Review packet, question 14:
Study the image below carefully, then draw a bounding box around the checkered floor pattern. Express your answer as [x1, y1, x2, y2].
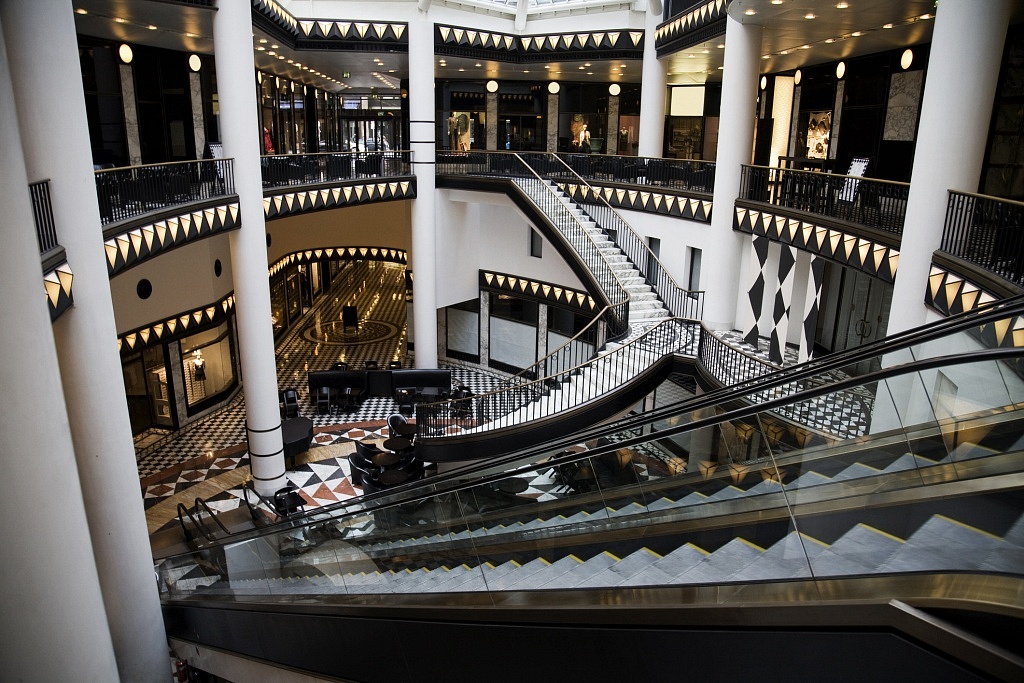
[714, 330, 872, 439]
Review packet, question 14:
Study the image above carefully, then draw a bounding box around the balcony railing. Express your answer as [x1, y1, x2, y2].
[740, 165, 909, 237]
[95, 159, 235, 225]
[942, 190, 1024, 289]
[261, 150, 412, 189]
[28, 179, 58, 254]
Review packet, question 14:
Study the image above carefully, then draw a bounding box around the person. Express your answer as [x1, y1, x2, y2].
[448, 113, 459, 151]
[580, 124, 591, 154]
[263, 126, 275, 154]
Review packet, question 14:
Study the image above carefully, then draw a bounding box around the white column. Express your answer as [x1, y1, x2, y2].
[889, 0, 1012, 333]
[706, 14, 762, 330]
[0, 19, 120, 681]
[637, 6, 667, 158]
[0, 3, 168, 680]
[410, 14, 439, 367]
[214, 0, 286, 494]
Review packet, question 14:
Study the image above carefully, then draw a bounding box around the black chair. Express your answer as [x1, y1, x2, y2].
[388, 413, 417, 439]
[388, 360, 402, 369]
[334, 361, 349, 370]
[395, 387, 415, 416]
[350, 442, 382, 487]
[316, 386, 333, 415]
[273, 486, 305, 516]
[280, 389, 299, 419]
[364, 360, 379, 370]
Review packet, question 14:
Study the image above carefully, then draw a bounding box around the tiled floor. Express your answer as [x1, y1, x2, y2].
[140, 260, 510, 531]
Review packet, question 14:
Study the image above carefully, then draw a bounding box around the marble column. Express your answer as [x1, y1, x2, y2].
[0, 16, 121, 681]
[214, 0, 286, 495]
[1, 3, 168, 680]
[547, 91, 559, 153]
[607, 93, 620, 155]
[190, 70, 206, 158]
[410, 14, 439, 367]
[121, 63, 142, 165]
[487, 91, 498, 150]
[889, 0, 1013, 332]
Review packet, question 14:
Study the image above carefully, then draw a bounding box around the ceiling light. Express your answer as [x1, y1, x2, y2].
[762, 55, 770, 60]
[717, 44, 725, 49]
[800, 44, 810, 49]
[259, 38, 268, 44]
[836, 1, 848, 8]
[920, 13, 932, 19]
[780, 50, 790, 55]
[770, 0, 782, 4]
[147, 25, 157, 30]
[186, 32, 198, 38]
[267, 50, 276, 56]
[271, 44, 279, 49]
[256, 46, 266, 51]
[882, 23, 893, 29]
[851, 31, 862, 37]
[744, 8, 756, 15]
[475, 63, 482, 67]
[544, 65, 551, 69]
[804, 13, 815, 19]
[75, 8, 87, 14]
[901, 48, 914, 69]
[825, 38, 836, 43]
[584, 62, 591, 67]
[114, 17, 126, 23]
[458, 68, 465, 72]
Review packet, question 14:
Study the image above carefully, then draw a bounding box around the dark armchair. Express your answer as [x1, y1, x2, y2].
[355, 154, 382, 177]
[280, 389, 300, 419]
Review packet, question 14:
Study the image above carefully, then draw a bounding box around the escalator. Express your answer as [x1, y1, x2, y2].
[158, 298, 1024, 682]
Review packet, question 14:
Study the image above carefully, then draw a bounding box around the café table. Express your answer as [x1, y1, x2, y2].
[281, 416, 314, 469]
[371, 450, 402, 468]
[495, 477, 529, 494]
[383, 437, 413, 453]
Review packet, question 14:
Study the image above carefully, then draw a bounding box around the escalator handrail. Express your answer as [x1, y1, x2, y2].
[157, 340, 1024, 561]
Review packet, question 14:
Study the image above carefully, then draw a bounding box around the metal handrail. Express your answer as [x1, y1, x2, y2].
[942, 189, 1024, 289]
[739, 164, 910, 237]
[538, 152, 705, 319]
[260, 149, 413, 188]
[95, 159, 235, 225]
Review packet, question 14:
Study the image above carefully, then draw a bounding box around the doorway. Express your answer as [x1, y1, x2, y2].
[816, 263, 892, 374]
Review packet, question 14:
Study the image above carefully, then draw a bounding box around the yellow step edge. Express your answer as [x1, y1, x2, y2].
[857, 523, 905, 543]
[737, 537, 767, 552]
[602, 550, 621, 561]
[684, 542, 711, 556]
[798, 532, 830, 548]
[934, 513, 1002, 541]
[641, 547, 663, 559]
[568, 554, 584, 564]
[538, 557, 551, 566]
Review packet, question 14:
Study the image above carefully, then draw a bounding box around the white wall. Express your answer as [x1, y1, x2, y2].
[109, 233, 234, 334]
[267, 200, 412, 264]
[436, 188, 585, 308]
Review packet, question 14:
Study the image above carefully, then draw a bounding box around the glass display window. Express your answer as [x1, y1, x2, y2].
[180, 322, 236, 410]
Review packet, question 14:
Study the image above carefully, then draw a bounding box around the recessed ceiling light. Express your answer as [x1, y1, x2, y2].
[114, 17, 127, 23]
[851, 31, 862, 37]
[475, 63, 482, 67]
[259, 38, 268, 44]
[270, 44, 279, 49]
[584, 62, 591, 66]
[882, 23, 893, 29]
[717, 44, 725, 49]
[744, 8, 756, 15]
[762, 55, 770, 60]
[586, 71, 593, 75]
[545, 65, 551, 69]
[780, 50, 789, 55]
[804, 13, 815, 19]
[524, 69, 530, 73]
[800, 44, 810, 49]
[458, 68, 465, 72]
[267, 50, 276, 56]
[256, 46, 266, 51]
[75, 8, 88, 14]
[147, 25, 157, 30]
[835, 1, 848, 8]
[825, 38, 836, 43]
[770, 0, 782, 4]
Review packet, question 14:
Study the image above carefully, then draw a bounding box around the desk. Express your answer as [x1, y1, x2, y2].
[383, 437, 412, 453]
[371, 451, 402, 467]
[282, 417, 314, 468]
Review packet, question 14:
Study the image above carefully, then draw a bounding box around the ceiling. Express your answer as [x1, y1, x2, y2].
[69, 0, 1007, 94]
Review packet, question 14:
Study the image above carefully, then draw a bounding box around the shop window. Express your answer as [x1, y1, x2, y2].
[270, 279, 286, 337]
[180, 322, 236, 411]
[530, 229, 543, 258]
[490, 292, 539, 325]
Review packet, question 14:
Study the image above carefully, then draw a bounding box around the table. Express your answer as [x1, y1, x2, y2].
[383, 437, 412, 453]
[378, 469, 409, 486]
[371, 450, 401, 467]
[495, 477, 529, 494]
[281, 417, 314, 468]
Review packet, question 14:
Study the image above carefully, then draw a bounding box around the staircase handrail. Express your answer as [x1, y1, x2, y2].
[176, 502, 216, 546]
[534, 152, 705, 320]
[416, 317, 698, 438]
[504, 153, 631, 340]
[192, 497, 231, 538]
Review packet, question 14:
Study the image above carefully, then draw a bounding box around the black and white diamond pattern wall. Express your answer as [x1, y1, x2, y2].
[800, 256, 825, 363]
[769, 244, 796, 366]
[743, 236, 770, 348]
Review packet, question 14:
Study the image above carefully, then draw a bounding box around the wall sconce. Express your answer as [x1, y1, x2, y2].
[608, 83, 621, 96]
[794, 69, 802, 85]
[836, 61, 846, 79]
[188, 54, 202, 72]
[548, 81, 560, 94]
[486, 80, 499, 93]
[901, 49, 913, 70]
[760, 76, 767, 90]
[118, 43, 133, 64]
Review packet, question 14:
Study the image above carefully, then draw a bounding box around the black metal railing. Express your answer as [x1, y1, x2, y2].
[942, 190, 1024, 288]
[261, 150, 412, 189]
[517, 153, 705, 320]
[556, 153, 716, 194]
[95, 159, 235, 225]
[740, 164, 909, 237]
[417, 318, 700, 437]
[28, 179, 58, 253]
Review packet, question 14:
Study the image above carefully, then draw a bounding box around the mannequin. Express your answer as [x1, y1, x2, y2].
[579, 125, 591, 153]
[448, 113, 459, 151]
